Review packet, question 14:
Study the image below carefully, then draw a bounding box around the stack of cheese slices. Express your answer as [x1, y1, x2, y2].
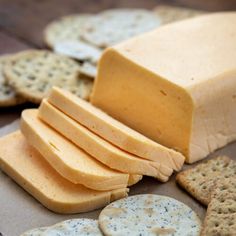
[0, 87, 184, 214]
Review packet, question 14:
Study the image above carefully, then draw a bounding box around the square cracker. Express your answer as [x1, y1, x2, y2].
[176, 156, 236, 205]
[201, 177, 236, 236]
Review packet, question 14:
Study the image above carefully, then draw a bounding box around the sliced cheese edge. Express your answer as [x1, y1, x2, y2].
[48, 87, 184, 170]
[38, 100, 173, 182]
[20, 109, 129, 191]
[0, 131, 128, 214]
[90, 13, 236, 163]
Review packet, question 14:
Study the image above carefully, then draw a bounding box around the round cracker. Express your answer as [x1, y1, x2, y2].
[21, 218, 103, 236]
[44, 14, 92, 49]
[82, 9, 161, 48]
[80, 61, 97, 78]
[0, 54, 25, 107]
[99, 194, 201, 236]
[54, 40, 102, 65]
[4, 50, 92, 103]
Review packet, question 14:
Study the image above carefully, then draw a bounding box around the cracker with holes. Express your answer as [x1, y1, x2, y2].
[153, 5, 205, 24]
[176, 156, 236, 205]
[4, 50, 93, 103]
[21, 218, 103, 236]
[201, 177, 236, 236]
[99, 194, 201, 236]
[54, 40, 102, 66]
[82, 9, 161, 48]
[80, 61, 97, 78]
[44, 14, 92, 49]
[0, 54, 25, 107]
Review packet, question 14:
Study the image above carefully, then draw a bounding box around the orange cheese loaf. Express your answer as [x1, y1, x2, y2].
[48, 87, 184, 170]
[21, 109, 129, 191]
[38, 101, 172, 182]
[0, 131, 128, 214]
[91, 13, 236, 163]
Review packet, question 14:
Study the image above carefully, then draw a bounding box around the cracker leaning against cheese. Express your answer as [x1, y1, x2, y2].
[48, 87, 185, 171]
[4, 50, 92, 103]
[38, 100, 172, 182]
[0, 131, 128, 214]
[21, 109, 130, 191]
[99, 194, 202, 236]
[21, 218, 103, 236]
[91, 12, 236, 163]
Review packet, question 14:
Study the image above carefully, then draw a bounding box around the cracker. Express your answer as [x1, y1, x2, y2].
[0, 54, 25, 107]
[82, 9, 161, 48]
[44, 14, 92, 49]
[4, 50, 93, 103]
[153, 5, 205, 24]
[21, 218, 103, 236]
[176, 156, 236, 205]
[201, 177, 236, 236]
[99, 194, 201, 236]
[54, 40, 102, 65]
[80, 61, 97, 78]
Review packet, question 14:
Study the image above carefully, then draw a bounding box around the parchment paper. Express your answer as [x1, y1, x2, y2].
[1, 120, 236, 236]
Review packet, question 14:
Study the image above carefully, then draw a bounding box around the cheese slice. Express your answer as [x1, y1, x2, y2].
[20, 109, 129, 191]
[0, 131, 128, 214]
[91, 13, 236, 163]
[48, 87, 184, 171]
[38, 100, 173, 182]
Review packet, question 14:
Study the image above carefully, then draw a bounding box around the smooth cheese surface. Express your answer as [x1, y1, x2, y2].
[48, 87, 184, 171]
[0, 131, 128, 214]
[20, 109, 129, 191]
[91, 13, 236, 163]
[38, 100, 173, 182]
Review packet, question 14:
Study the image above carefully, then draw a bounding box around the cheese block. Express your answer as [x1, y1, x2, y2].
[20, 109, 130, 191]
[0, 131, 128, 214]
[48, 87, 184, 170]
[91, 13, 236, 163]
[38, 100, 173, 182]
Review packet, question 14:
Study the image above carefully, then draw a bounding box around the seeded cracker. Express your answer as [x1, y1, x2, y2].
[176, 156, 236, 205]
[99, 194, 201, 236]
[21, 218, 103, 236]
[4, 50, 93, 103]
[82, 9, 161, 48]
[44, 14, 92, 48]
[201, 177, 236, 236]
[0, 54, 25, 106]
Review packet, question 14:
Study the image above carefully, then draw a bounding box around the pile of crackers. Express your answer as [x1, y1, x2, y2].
[176, 156, 236, 235]
[0, 6, 204, 107]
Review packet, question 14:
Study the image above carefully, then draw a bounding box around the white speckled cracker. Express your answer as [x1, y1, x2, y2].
[54, 40, 102, 65]
[44, 14, 92, 48]
[4, 50, 93, 103]
[82, 9, 161, 48]
[99, 194, 201, 236]
[21, 218, 103, 236]
[0, 54, 25, 107]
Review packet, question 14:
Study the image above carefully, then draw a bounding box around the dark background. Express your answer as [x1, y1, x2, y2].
[1, 0, 236, 127]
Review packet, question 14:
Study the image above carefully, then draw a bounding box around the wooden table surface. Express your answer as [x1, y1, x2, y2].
[1, 0, 236, 128]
